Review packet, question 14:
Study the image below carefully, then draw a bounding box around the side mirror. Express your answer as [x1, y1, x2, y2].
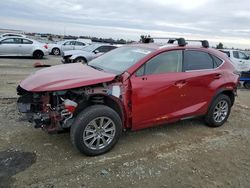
[93, 49, 100, 54]
[246, 56, 250, 60]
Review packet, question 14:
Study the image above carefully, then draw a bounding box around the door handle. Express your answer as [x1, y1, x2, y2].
[174, 80, 187, 88]
[214, 73, 222, 79]
[142, 77, 147, 81]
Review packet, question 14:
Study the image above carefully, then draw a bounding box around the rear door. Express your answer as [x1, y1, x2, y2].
[61, 41, 75, 51]
[74, 41, 86, 50]
[0, 38, 21, 56]
[19, 39, 34, 55]
[180, 50, 224, 115]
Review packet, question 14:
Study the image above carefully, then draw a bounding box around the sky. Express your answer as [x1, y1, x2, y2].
[0, 0, 250, 48]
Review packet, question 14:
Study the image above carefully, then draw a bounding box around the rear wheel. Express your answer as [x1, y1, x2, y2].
[33, 50, 44, 59]
[205, 94, 231, 127]
[74, 57, 87, 64]
[52, 48, 60, 55]
[243, 81, 250, 89]
[70, 105, 122, 156]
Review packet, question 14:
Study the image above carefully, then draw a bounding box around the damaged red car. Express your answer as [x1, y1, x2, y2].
[17, 38, 239, 156]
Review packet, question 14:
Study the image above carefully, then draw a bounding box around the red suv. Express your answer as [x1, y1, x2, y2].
[17, 38, 239, 156]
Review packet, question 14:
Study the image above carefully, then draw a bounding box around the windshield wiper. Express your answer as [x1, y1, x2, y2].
[88, 64, 104, 71]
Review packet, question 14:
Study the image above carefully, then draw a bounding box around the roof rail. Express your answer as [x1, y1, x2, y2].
[185, 40, 209, 48]
[143, 37, 186, 46]
[142, 37, 209, 48]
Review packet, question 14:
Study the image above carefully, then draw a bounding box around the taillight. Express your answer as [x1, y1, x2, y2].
[43, 44, 48, 49]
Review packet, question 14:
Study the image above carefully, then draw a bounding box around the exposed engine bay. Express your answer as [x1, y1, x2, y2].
[17, 83, 124, 133]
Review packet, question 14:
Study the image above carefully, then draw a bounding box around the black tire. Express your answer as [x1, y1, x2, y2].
[205, 94, 231, 127]
[74, 57, 87, 64]
[52, 48, 60, 56]
[33, 50, 44, 59]
[243, 81, 250, 89]
[70, 105, 122, 156]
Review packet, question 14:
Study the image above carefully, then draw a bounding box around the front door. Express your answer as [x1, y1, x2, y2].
[0, 38, 21, 56]
[130, 50, 186, 130]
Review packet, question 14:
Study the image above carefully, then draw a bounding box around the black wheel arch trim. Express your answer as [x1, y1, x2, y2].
[208, 88, 236, 111]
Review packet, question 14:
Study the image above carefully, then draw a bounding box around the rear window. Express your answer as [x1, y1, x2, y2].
[220, 50, 230, 57]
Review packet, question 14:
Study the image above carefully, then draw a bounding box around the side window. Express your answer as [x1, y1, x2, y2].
[64, 41, 75, 45]
[64, 41, 71, 45]
[144, 50, 183, 75]
[211, 55, 223, 67]
[183, 50, 214, 71]
[22, 39, 33, 44]
[75, 41, 85, 46]
[95, 46, 115, 53]
[233, 51, 239, 59]
[238, 52, 248, 60]
[1, 38, 22, 44]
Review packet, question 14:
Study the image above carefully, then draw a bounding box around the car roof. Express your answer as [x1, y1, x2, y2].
[220, 49, 246, 52]
[0, 36, 37, 43]
[125, 42, 228, 60]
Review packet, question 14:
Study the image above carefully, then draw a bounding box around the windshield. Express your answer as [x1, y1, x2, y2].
[88, 46, 153, 74]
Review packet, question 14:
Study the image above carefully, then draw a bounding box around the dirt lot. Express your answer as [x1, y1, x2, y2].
[0, 56, 250, 188]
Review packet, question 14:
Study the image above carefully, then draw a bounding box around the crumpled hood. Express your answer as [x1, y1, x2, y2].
[63, 50, 92, 57]
[20, 63, 116, 92]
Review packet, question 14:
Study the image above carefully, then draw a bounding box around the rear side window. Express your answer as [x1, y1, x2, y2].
[144, 50, 183, 75]
[211, 55, 223, 67]
[22, 39, 33, 44]
[183, 50, 214, 71]
[75, 41, 85, 46]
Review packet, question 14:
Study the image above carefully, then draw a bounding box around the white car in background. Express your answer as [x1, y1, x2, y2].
[61, 43, 118, 64]
[48, 39, 92, 55]
[0, 37, 49, 59]
[220, 49, 250, 72]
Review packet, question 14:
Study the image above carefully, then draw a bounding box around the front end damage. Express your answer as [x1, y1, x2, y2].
[17, 82, 127, 133]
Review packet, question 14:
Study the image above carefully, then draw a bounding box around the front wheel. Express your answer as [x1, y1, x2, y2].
[70, 105, 122, 156]
[74, 57, 87, 64]
[52, 48, 60, 56]
[205, 94, 231, 127]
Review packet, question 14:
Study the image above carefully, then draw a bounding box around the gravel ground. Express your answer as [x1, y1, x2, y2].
[0, 56, 250, 188]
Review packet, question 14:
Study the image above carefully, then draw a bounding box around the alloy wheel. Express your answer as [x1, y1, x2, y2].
[83, 117, 116, 150]
[213, 100, 229, 123]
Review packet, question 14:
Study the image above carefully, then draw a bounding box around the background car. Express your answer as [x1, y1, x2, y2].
[48, 39, 92, 55]
[0, 36, 49, 59]
[219, 49, 250, 72]
[61, 43, 118, 64]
